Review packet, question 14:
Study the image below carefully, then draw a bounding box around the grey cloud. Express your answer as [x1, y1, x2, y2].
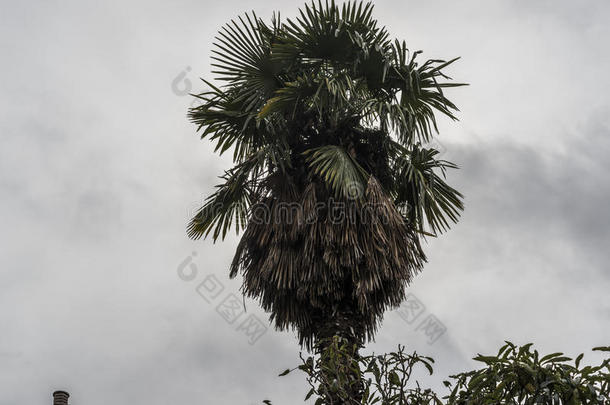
[1, 0, 609, 404]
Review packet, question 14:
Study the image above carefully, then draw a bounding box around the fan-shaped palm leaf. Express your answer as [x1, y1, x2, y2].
[390, 141, 464, 234]
[304, 145, 369, 199]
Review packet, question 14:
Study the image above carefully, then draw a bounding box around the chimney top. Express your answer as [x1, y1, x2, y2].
[53, 391, 69, 405]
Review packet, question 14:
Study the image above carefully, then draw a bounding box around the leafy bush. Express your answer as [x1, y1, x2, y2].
[447, 342, 610, 405]
[264, 340, 610, 404]
[272, 336, 443, 404]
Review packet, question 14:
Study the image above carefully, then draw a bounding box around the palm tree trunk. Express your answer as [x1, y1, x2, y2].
[314, 305, 365, 404]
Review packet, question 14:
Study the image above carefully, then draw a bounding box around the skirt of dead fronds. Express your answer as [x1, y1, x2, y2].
[230, 176, 425, 349]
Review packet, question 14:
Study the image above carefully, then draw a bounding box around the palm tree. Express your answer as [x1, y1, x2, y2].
[188, 0, 463, 361]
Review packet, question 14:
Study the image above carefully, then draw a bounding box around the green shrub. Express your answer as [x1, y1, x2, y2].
[265, 340, 610, 404]
[447, 342, 610, 405]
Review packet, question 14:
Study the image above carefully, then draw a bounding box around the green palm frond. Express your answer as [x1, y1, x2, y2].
[187, 166, 252, 241]
[187, 145, 288, 240]
[367, 41, 466, 145]
[304, 145, 369, 199]
[258, 71, 366, 121]
[189, 12, 285, 163]
[273, 1, 388, 66]
[257, 73, 317, 120]
[189, 86, 255, 160]
[190, 81, 293, 163]
[391, 142, 464, 234]
[211, 12, 282, 107]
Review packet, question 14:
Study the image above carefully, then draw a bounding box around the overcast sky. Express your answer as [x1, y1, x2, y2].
[1, 0, 609, 404]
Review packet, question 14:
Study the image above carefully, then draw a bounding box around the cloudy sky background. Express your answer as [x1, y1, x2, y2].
[1, 0, 609, 403]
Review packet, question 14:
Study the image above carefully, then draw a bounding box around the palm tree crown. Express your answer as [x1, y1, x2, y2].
[187, 0, 465, 349]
